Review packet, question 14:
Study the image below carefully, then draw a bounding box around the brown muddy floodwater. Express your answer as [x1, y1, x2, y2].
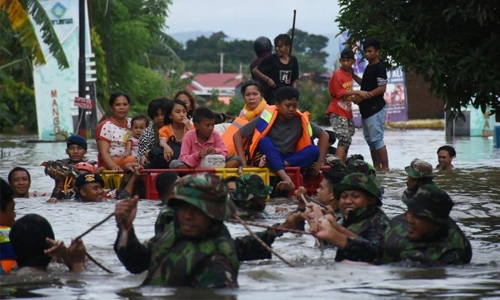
[1, 129, 500, 299]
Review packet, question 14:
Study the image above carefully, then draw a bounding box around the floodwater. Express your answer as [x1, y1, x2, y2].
[1, 129, 500, 299]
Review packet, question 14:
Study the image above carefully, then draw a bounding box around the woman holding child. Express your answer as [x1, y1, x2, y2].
[96, 92, 135, 171]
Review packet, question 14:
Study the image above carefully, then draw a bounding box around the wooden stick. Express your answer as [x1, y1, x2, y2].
[74, 212, 115, 241]
[301, 194, 327, 209]
[233, 215, 295, 268]
[85, 251, 113, 273]
[227, 219, 312, 236]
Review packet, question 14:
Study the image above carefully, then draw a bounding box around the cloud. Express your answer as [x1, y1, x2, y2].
[166, 0, 340, 40]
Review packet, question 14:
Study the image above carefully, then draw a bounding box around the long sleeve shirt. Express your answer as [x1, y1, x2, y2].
[179, 130, 228, 168]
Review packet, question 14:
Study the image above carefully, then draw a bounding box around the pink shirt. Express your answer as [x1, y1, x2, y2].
[179, 130, 228, 167]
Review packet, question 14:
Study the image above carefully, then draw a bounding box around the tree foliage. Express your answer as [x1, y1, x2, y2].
[179, 29, 330, 75]
[287, 28, 329, 74]
[1, 0, 68, 132]
[0, 0, 68, 69]
[336, 0, 500, 115]
[180, 32, 254, 74]
[89, 0, 181, 110]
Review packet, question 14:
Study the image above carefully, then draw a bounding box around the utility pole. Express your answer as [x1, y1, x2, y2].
[219, 53, 224, 73]
[78, 0, 86, 137]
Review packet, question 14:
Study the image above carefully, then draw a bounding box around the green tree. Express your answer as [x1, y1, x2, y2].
[336, 0, 500, 115]
[89, 0, 183, 111]
[180, 32, 255, 74]
[297, 78, 330, 125]
[1, 0, 69, 132]
[287, 28, 329, 74]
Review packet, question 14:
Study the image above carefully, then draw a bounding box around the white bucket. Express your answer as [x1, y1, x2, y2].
[198, 154, 226, 168]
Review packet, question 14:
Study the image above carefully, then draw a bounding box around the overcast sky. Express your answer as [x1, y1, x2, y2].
[165, 0, 341, 41]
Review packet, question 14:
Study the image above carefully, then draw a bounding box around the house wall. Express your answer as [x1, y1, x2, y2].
[405, 71, 444, 119]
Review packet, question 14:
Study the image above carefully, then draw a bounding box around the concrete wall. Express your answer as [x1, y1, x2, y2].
[405, 72, 444, 119]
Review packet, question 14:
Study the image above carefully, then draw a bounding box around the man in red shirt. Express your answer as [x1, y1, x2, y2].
[326, 48, 372, 163]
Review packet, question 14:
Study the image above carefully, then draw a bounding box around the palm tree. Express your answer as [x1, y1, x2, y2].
[0, 0, 68, 69]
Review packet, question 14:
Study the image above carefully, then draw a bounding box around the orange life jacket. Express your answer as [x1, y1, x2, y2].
[0, 226, 16, 274]
[221, 117, 249, 156]
[248, 106, 313, 158]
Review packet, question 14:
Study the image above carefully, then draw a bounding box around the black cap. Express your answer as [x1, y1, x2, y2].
[75, 173, 104, 189]
[340, 48, 355, 59]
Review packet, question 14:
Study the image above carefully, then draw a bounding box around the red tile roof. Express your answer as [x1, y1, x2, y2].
[192, 73, 242, 88]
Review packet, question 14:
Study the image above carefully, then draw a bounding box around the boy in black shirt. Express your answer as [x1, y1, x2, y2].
[252, 34, 299, 105]
[353, 38, 389, 171]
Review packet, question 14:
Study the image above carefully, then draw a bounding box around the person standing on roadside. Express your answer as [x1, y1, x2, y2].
[352, 38, 389, 171]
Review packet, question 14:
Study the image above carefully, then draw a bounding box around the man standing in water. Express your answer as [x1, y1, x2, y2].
[402, 158, 437, 204]
[436, 145, 456, 170]
[114, 173, 240, 288]
[381, 185, 472, 266]
[352, 38, 389, 171]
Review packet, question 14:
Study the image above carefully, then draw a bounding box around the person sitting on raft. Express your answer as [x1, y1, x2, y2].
[137, 98, 169, 166]
[96, 92, 135, 171]
[152, 99, 194, 169]
[222, 80, 270, 159]
[234, 86, 329, 190]
[230, 174, 273, 220]
[381, 185, 472, 266]
[306, 173, 389, 263]
[171, 107, 241, 169]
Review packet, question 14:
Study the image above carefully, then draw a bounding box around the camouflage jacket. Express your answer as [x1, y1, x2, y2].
[115, 219, 240, 288]
[116, 208, 279, 287]
[402, 182, 437, 205]
[380, 214, 472, 266]
[335, 205, 389, 263]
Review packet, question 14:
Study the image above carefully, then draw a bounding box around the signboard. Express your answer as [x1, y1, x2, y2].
[74, 97, 94, 110]
[338, 33, 409, 126]
[32, 0, 91, 140]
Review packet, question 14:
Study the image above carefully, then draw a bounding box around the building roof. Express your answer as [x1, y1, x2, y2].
[184, 72, 243, 97]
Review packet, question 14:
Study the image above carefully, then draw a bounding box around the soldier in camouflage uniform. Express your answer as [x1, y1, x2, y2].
[402, 158, 437, 204]
[347, 159, 377, 179]
[114, 172, 240, 288]
[381, 185, 472, 266]
[309, 173, 389, 263]
[230, 174, 273, 220]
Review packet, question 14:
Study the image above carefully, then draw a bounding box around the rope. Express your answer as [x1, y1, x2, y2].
[232, 215, 295, 268]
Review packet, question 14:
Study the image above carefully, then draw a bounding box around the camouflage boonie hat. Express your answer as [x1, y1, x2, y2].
[168, 172, 235, 221]
[230, 174, 273, 202]
[325, 155, 349, 173]
[347, 159, 377, 179]
[334, 173, 383, 205]
[405, 158, 435, 179]
[406, 184, 453, 223]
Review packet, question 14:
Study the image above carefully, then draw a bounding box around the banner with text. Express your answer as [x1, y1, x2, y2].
[32, 0, 90, 140]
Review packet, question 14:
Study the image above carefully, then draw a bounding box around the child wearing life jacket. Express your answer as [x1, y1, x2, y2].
[234, 86, 329, 191]
[0, 178, 16, 274]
